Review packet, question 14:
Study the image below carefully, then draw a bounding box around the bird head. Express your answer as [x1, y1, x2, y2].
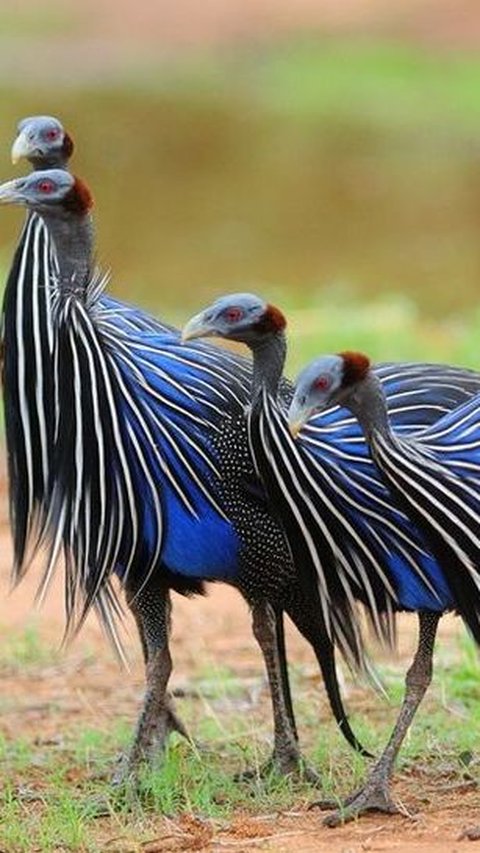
[0, 169, 93, 216]
[288, 351, 371, 437]
[182, 293, 286, 346]
[11, 116, 74, 168]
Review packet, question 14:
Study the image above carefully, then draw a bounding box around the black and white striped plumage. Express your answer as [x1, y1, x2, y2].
[182, 294, 480, 667]
[290, 352, 480, 641]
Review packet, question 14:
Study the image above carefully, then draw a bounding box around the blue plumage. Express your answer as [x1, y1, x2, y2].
[295, 361, 480, 611]
[104, 328, 242, 579]
[101, 316, 478, 606]
[102, 318, 480, 611]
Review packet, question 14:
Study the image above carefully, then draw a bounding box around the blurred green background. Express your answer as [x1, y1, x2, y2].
[2, 0, 480, 370]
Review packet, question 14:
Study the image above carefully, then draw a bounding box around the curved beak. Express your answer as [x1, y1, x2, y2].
[11, 130, 34, 165]
[181, 311, 213, 344]
[0, 177, 25, 205]
[287, 399, 312, 439]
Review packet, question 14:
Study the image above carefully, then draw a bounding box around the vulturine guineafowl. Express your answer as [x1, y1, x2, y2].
[5, 118, 196, 746]
[289, 351, 480, 824]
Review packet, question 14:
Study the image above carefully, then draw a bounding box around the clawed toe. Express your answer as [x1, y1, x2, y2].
[110, 754, 139, 788]
[110, 741, 165, 787]
[309, 797, 339, 811]
[322, 786, 400, 827]
[300, 763, 324, 787]
[112, 727, 203, 791]
[309, 785, 366, 813]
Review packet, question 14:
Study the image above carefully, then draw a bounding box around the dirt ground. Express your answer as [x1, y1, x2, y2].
[1, 463, 480, 853]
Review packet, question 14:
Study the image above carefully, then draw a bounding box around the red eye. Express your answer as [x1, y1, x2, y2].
[224, 307, 244, 324]
[314, 375, 330, 391]
[37, 179, 55, 194]
[45, 128, 59, 140]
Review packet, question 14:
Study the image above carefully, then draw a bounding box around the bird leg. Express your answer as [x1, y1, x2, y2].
[113, 583, 193, 784]
[320, 611, 440, 826]
[275, 609, 299, 742]
[129, 590, 191, 742]
[238, 600, 321, 785]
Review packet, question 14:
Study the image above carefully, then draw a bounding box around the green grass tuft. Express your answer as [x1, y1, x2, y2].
[0, 623, 60, 672]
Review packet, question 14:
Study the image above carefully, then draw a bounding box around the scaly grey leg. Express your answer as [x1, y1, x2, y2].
[321, 611, 440, 826]
[237, 600, 321, 784]
[129, 590, 190, 742]
[275, 608, 298, 741]
[113, 583, 193, 783]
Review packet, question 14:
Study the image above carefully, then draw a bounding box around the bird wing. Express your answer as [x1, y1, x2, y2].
[414, 391, 480, 480]
[253, 360, 480, 649]
[249, 389, 404, 673]
[372, 429, 480, 644]
[4, 214, 247, 640]
[285, 361, 479, 615]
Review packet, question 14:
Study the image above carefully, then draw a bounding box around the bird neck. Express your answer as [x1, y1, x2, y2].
[32, 156, 68, 171]
[39, 209, 94, 293]
[251, 331, 287, 404]
[343, 371, 390, 444]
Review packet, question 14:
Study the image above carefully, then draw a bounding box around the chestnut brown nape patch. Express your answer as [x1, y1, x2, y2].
[255, 303, 287, 334]
[339, 351, 371, 387]
[62, 177, 94, 214]
[62, 132, 74, 160]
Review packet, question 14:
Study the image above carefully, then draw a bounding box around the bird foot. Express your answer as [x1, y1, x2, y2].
[309, 783, 368, 812]
[320, 780, 400, 827]
[236, 750, 323, 786]
[111, 752, 143, 788]
[165, 703, 194, 743]
[111, 706, 195, 787]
